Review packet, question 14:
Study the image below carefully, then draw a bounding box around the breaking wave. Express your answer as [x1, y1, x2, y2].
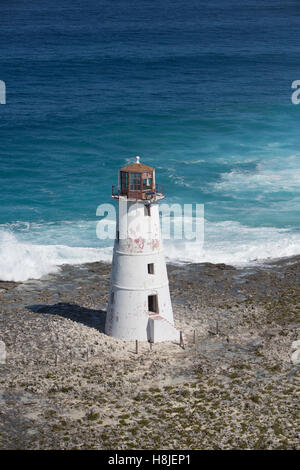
[0, 230, 112, 282]
[0, 218, 300, 281]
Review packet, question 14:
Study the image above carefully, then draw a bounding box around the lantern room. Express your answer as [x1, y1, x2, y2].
[112, 156, 164, 201]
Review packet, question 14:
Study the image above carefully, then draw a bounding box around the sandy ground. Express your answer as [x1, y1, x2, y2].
[0, 257, 299, 449]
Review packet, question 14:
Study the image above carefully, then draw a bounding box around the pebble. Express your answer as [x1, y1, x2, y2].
[0, 340, 6, 364]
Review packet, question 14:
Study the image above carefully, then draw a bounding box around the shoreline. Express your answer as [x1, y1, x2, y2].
[0, 255, 299, 449]
[1, 250, 300, 285]
[1, 224, 300, 283]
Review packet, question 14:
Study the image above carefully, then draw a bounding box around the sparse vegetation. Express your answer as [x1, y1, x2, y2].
[0, 259, 299, 449]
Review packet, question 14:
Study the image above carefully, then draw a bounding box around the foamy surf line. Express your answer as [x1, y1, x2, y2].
[0, 221, 300, 282]
[164, 220, 300, 267]
[0, 231, 112, 282]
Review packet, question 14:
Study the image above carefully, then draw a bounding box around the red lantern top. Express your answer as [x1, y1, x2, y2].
[112, 157, 164, 201]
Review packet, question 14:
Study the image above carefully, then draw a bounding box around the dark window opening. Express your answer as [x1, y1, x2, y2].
[148, 263, 154, 274]
[116, 230, 120, 241]
[148, 294, 158, 313]
[110, 291, 114, 304]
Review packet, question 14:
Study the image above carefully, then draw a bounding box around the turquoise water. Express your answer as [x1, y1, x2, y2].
[0, 0, 300, 280]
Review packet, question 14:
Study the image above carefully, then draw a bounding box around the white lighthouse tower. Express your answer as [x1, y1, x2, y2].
[105, 157, 179, 343]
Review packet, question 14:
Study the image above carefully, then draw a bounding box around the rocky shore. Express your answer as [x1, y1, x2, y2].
[0, 256, 299, 449]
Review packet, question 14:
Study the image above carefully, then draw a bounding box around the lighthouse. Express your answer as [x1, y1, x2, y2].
[105, 157, 179, 343]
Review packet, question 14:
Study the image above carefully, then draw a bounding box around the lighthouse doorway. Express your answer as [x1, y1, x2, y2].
[148, 294, 158, 314]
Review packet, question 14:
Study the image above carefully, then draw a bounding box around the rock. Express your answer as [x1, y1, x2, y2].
[0, 341, 6, 364]
[249, 338, 264, 349]
[291, 349, 300, 365]
[263, 329, 277, 339]
[291, 340, 300, 351]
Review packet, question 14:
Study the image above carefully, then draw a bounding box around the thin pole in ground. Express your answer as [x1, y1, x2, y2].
[180, 331, 185, 349]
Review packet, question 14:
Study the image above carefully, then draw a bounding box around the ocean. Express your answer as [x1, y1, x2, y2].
[0, 0, 300, 281]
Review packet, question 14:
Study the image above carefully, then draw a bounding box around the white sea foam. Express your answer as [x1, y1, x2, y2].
[164, 220, 300, 266]
[168, 168, 192, 188]
[212, 155, 300, 194]
[0, 219, 300, 281]
[0, 230, 112, 282]
[214, 168, 300, 193]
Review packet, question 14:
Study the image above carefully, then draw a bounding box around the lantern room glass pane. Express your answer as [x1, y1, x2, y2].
[143, 178, 152, 189]
[121, 172, 128, 190]
[130, 173, 141, 190]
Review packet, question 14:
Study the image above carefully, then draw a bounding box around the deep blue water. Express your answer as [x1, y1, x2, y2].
[0, 0, 300, 280]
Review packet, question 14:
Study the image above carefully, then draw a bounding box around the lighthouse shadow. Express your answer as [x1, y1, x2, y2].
[27, 303, 107, 333]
